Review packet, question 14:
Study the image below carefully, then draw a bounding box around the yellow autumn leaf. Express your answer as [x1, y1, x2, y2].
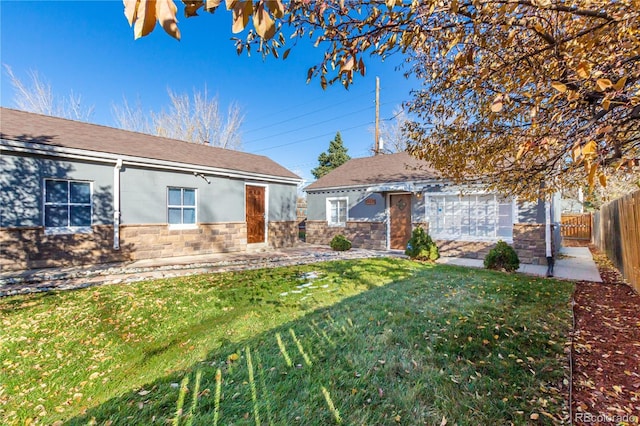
[231, 1, 253, 34]
[613, 76, 627, 91]
[599, 173, 607, 187]
[123, 0, 138, 26]
[613, 385, 623, 393]
[265, 0, 285, 19]
[572, 144, 582, 162]
[582, 140, 597, 157]
[588, 162, 598, 188]
[156, 0, 180, 40]
[602, 98, 611, 111]
[253, 4, 275, 39]
[228, 353, 239, 362]
[596, 78, 612, 91]
[576, 62, 591, 79]
[133, 0, 158, 39]
[491, 94, 503, 112]
[530, 413, 539, 420]
[567, 90, 580, 102]
[551, 81, 567, 93]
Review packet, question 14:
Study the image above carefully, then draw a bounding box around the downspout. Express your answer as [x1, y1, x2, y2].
[545, 197, 554, 277]
[113, 159, 123, 250]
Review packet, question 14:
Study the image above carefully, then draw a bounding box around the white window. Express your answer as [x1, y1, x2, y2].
[168, 187, 197, 227]
[326, 197, 348, 226]
[44, 179, 92, 233]
[426, 194, 513, 241]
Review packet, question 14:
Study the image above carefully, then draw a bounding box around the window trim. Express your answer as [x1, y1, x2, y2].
[167, 187, 198, 229]
[43, 178, 93, 235]
[424, 192, 514, 242]
[326, 196, 348, 227]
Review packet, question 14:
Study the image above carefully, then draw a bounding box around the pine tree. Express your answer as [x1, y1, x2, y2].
[311, 132, 351, 179]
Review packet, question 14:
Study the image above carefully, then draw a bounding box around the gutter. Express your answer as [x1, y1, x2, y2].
[545, 198, 554, 277]
[1, 139, 301, 185]
[113, 159, 123, 250]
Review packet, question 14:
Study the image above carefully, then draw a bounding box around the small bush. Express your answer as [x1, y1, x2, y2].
[484, 240, 520, 272]
[330, 234, 352, 251]
[405, 227, 439, 261]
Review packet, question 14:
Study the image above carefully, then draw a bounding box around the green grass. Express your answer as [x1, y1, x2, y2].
[0, 259, 574, 425]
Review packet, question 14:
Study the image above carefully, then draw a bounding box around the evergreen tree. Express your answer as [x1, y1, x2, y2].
[311, 132, 351, 179]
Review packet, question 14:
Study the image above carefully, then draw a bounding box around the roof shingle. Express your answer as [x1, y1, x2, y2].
[0, 107, 299, 180]
[305, 152, 439, 190]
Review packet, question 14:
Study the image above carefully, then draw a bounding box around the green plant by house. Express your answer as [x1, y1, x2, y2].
[405, 226, 439, 261]
[484, 240, 520, 272]
[330, 234, 352, 251]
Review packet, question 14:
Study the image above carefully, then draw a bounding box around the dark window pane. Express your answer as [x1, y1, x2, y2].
[168, 188, 182, 206]
[70, 182, 91, 204]
[168, 208, 182, 224]
[46, 180, 68, 204]
[183, 189, 196, 206]
[183, 208, 196, 224]
[70, 205, 92, 226]
[45, 205, 68, 227]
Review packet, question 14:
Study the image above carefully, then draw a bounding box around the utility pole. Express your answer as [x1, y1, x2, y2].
[374, 76, 380, 155]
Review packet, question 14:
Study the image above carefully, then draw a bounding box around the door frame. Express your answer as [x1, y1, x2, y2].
[386, 192, 413, 250]
[245, 182, 269, 247]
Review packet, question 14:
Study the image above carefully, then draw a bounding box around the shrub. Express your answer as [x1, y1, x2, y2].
[330, 234, 352, 251]
[405, 227, 440, 261]
[484, 240, 520, 272]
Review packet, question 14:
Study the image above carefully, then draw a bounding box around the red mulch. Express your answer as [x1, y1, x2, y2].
[571, 244, 640, 425]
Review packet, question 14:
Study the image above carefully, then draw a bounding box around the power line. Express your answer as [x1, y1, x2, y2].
[244, 90, 375, 135]
[252, 120, 373, 152]
[245, 105, 374, 144]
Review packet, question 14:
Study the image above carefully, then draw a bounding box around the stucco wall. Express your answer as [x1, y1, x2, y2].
[1, 153, 114, 227]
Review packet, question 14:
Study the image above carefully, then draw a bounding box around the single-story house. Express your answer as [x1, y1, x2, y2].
[305, 152, 561, 265]
[0, 107, 301, 271]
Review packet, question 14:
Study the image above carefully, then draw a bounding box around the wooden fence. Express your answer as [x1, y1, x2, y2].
[592, 190, 640, 294]
[561, 213, 592, 240]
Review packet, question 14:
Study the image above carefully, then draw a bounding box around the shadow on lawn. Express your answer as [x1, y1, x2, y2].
[66, 259, 423, 425]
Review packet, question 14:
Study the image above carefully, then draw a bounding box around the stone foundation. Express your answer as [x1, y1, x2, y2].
[1, 222, 248, 271]
[306, 220, 386, 250]
[268, 221, 298, 248]
[436, 240, 496, 260]
[512, 223, 556, 265]
[120, 222, 247, 260]
[0, 225, 130, 271]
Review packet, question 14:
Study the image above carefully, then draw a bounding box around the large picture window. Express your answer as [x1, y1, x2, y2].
[326, 197, 348, 226]
[44, 179, 92, 232]
[168, 187, 196, 227]
[426, 194, 513, 241]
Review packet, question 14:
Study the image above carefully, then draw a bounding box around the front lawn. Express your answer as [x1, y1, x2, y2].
[0, 258, 574, 425]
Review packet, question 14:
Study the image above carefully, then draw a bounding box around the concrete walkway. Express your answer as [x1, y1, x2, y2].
[0, 244, 601, 297]
[438, 246, 602, 282]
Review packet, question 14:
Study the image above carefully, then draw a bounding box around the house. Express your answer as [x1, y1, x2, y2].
[0, 107, 301, 271]
[305, 152, 561, 265]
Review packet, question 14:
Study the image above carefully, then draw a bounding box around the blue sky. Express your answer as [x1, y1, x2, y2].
[0, 0, 417, 184]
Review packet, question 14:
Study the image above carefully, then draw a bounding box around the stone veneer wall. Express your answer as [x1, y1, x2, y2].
[119, 222, 246, 261]
[268, 221, 298, 248]
[435, 224, 555, 265]
[0, 225, 130, 271]
[1, 222, 248, 271]
[306, 220, 386, 250]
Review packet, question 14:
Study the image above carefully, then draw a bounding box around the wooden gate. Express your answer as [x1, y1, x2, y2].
[561, 213, 592, 240]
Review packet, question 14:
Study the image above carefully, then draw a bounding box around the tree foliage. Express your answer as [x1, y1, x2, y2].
[123, 0, 640, 199]
[113, 87, 244, 149]
[311, 131, 351, 179]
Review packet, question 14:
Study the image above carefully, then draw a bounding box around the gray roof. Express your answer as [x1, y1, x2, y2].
[305, 151, 439, 190]
[0, 107, 299, 180]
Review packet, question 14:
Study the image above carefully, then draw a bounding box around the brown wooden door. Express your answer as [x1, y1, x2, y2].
[246, 185, 266, 244]
[390, 194, 412, 250]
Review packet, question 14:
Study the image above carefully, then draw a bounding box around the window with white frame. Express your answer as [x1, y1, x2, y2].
[326, 196, 348, 226]
[167, 187, 197, 226]
[426, 194, 513, 240]
[44, 179, 92, 231]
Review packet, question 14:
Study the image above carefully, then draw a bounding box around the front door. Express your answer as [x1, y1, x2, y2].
[390, 194, 412, 250]
[246, 185, 266, 244]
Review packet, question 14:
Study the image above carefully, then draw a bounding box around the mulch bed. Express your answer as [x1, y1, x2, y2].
[571, 244, 640, 425]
